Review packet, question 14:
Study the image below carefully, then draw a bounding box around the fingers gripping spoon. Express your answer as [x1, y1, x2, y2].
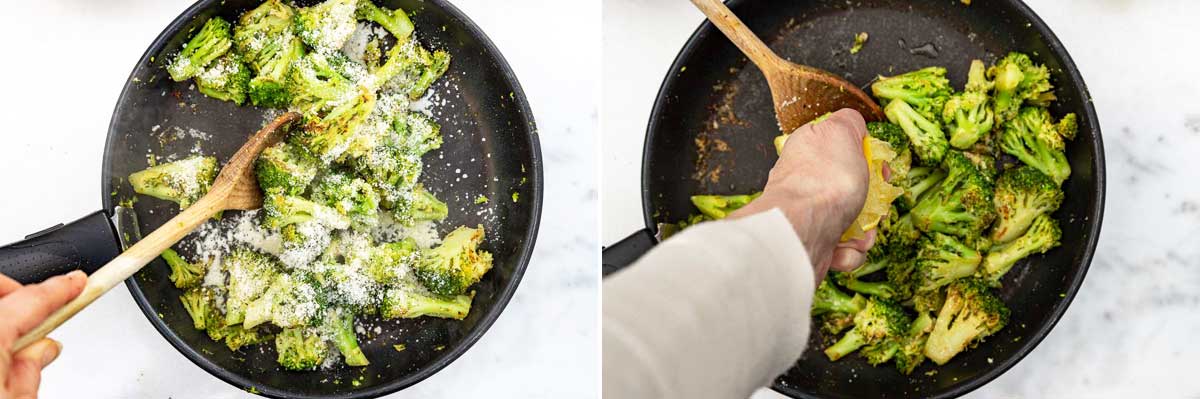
[689, 0, 884, 133]
[11, 112, 301, 352]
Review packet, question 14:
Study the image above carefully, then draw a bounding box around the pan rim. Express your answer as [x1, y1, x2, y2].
[101, 0, 543, 397]
[637, 0, 1105, 397]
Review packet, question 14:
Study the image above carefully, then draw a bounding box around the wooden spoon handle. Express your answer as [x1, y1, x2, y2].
[11, 194, 224, 351]
[689, 0, 781, 70]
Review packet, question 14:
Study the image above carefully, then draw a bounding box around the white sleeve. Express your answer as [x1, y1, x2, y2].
[603, 208, 816, 399]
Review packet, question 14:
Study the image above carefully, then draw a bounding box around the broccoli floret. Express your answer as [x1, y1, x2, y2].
[914, 233, 982, 293]
[987, 52, 1054, 122]
[222, 248, 281, 326]
[276, 328, 328, 370]
[925, 279, 1010, 365]
[312, 172, 380, 226]
[374, 40, 451, 100]
[894, 311, 934, 374]
[161, 248, 208, 289]
[129, 155, 218, 209]
[243, 272, 323, 329]
[288, 52, 356, 115]
[325, 309, 369, 366]
[824, 299, 910, 361]
[356, 0, 414, 41]
[885, 257, 918, 302]
[885, 99, 949, 166]
[255, 142, 320, 196]
[1056, 113, 1078, 141]
[277, 222, 336, 269]
[180, 287, 217, 330]
[363, 238, 420, 285]
[990, 166, 1063, 244]
[1000, 107, 1074, 185]
[833, 249, 899, 299]
[980, 214, 1061, 283]
[812, 280, 868, 316]
[266, 274, 323, 328]
[294, 0, 359, 51]
[414, 225, 493, 296]
[380, 280, 474, 320]
[871, 67, 952, 122]
[223, 324, 273, 351]
[194, 54, 251, 105]
[867, 122, 912, 180]
[689, 192, 761, 220]
[911, 151, 996, 237]
[234, 0, 305, 108]
[897, 166, 947, 213]
[263, 188, 352, 230]
[350, 139, 424, 202]
[407, 186, 449, 223]
[393, 111, 444, 157]
[867, 121, 910, 153]
[944, 60, 995, 149]
[863, 311, 932, 368]
[295, 87, 378, 161]
[168, 17, 233, 81]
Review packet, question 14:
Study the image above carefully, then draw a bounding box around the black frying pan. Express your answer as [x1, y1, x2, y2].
[0, 0, 541, 397]
[602, 0, 1104, 397]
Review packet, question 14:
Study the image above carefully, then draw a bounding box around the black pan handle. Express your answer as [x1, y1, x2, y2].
[0, 211, 121, 284]
[601, 228, 658, 277]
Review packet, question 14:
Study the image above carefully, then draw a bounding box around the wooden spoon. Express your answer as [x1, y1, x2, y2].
[12, 112, 300, 351]
[689, 0, 884, 133]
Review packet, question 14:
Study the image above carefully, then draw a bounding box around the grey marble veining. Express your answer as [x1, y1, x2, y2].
[602, 0, 1200, 397]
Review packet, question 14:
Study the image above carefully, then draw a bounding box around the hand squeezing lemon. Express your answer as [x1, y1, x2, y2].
[774, 124, 904, 242]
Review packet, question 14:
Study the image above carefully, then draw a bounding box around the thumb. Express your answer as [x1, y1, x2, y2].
[7, 338, 61, 398]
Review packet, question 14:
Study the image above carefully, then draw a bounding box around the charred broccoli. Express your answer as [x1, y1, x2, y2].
[824, 299, 911, 361]
[925, 279, 1009, 365]
[168, 17, 234, 82]
[885, 99, 949, 166]
[276, 327, 328, 370]
[294, 0, 358, 52]
[234, 0, 305, 107]
[414, 225, 493, 296]
[910, 152, 996, 237]
[988, 52, 1054, 122]
[914, 233, 982, 293]
[871, 67, 952, 122]
[1000, 107, 1075, 185]
[195, 55, 251, 105]
[161, 248, 208, 289]
[355, 0, 414, 41]
[380, 280, 474, 320]
[991, 166, 1063, 244]
[255, 141, 320, 196]
[943, 60, 995, 149]
[980, 214, 1061, 283]
[129, 155, 218, 209]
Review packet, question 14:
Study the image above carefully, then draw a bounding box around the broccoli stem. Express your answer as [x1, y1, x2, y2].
[824, 329, 867, 361]
[329, 312, 370, 367]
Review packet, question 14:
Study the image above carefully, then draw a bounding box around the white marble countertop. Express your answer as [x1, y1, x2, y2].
[603, 0, 1200, 397]
[0, 0, 597, 398]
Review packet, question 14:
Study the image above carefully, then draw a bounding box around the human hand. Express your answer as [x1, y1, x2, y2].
[0, 271, 86, 399]
[730, 109, 876, 282]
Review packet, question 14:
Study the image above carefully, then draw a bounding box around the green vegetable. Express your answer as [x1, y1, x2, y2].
[128, 156, 217, 209]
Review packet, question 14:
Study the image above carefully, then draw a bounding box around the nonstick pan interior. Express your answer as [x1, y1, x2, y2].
[100, 0, 541, 397]
[640, 1, 1103, 397]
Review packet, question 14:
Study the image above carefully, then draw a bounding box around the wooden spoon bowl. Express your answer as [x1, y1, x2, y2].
[690, 0, 884, 133]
